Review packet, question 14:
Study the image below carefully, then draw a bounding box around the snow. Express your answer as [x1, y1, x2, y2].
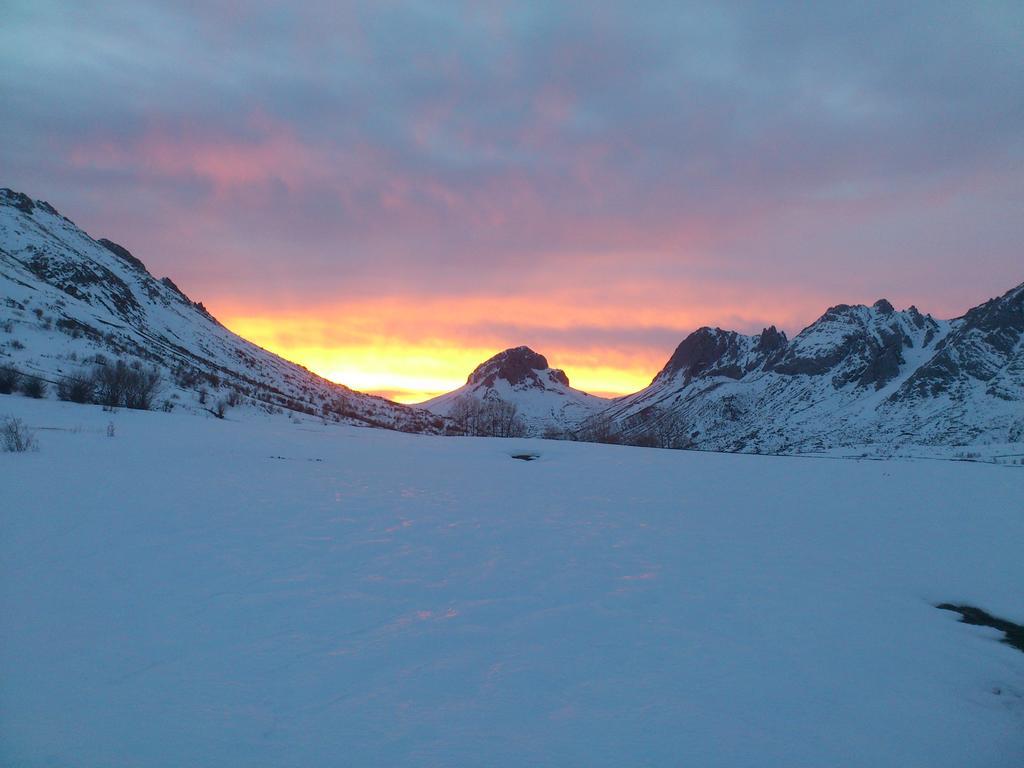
[2, 395, 1023, 767]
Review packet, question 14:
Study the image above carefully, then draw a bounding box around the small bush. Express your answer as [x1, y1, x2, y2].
[20, 376, 47, 399]
[57, 372, 95, 404]
[1, 416, 37, 452]
[93, 360, 162, 410]
[0, 367, 21, 394]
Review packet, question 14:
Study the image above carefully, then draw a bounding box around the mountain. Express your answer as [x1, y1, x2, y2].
[3, 185, 1019, 453]
[0, 188, 442, 432]
[600, 289, 1022, 453]
[421, 346, 608, 435]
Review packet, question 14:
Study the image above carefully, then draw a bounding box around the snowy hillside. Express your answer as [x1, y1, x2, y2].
[0, 188, 441, 432]
[422, 346, 608, 436]
[601, 291, 1023, 453]
[2, 396, 1022, 766]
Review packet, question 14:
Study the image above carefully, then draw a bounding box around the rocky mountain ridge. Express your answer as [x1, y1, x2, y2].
[597, 287, 1021, 451]
[2, 186, 1020, 452]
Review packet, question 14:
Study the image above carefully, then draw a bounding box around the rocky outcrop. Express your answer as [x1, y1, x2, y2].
[467, 346, 568, 389]
[769, 301, 940, 390]
[891, 283, 1024, 402]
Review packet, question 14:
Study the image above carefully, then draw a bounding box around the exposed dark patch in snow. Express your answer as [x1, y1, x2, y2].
[938, 603, 1024, 653]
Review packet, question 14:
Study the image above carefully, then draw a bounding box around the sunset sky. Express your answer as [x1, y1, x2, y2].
[3, 1, 1022, 402]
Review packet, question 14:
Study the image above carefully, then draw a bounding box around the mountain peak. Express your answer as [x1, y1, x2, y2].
[756, 325, 788, 353]
[423, 345, 605, 434]
[467, 346, 570, 388]
[1, 187, 61, 218]
[652, 324, 793, 386]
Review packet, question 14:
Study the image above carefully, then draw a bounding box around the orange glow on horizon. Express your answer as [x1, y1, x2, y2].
[213, 291, 820, 404]
[220, 315, 659, 404]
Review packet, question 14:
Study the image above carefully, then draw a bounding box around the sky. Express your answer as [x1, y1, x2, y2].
[2, 1, 1022, 402]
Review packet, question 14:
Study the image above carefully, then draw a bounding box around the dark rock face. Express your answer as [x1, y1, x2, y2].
[1, 188, 35, 215]
[160, 276, 191, 303]
[772, 341, 853, 377]
[98, 239, 149, 274]
[658, 328, 745, 382]
[854, 329, 905, 389]
[653, 325, 790, 386]
[548, 368, 570, 387]
[893, 283, 1024, 401]
[755, 326, 787, 354]
[467, 346, 565, 389]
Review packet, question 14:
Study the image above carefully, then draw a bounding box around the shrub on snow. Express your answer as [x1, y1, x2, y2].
[1, 416, 38, 452]
[0, 367, 22, 395]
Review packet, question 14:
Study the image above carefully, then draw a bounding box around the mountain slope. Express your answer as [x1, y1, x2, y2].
[600, 290, 1022, 453]
[421, 346, 609, 435]
[0, 188, 441, 432]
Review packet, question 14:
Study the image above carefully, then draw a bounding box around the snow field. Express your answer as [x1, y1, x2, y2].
[2, 396, 1022, 767]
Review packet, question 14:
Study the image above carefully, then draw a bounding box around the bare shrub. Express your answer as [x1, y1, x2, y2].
[19, 376, 47, 399]
[212, 398, 229, 419]
[0, 367, 21, 395]
[124, 366, 161, 410]
[449, 395, 528, 438]
[575, 414, 622, 445]
[623, 407, 691, 449]
[57, 372, 95, 403]
[1, 416, 38, 452]
[93, 360, 162, 410]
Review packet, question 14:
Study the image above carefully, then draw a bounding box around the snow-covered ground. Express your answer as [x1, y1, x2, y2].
[2, 395, 1022, 767]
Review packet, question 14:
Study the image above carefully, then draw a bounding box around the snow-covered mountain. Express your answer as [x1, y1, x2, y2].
[601, 289, 1023, 453]
[421, 346, 609, 435]
[3, 185, 1019, 452]
[0, 188, 442, 432]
